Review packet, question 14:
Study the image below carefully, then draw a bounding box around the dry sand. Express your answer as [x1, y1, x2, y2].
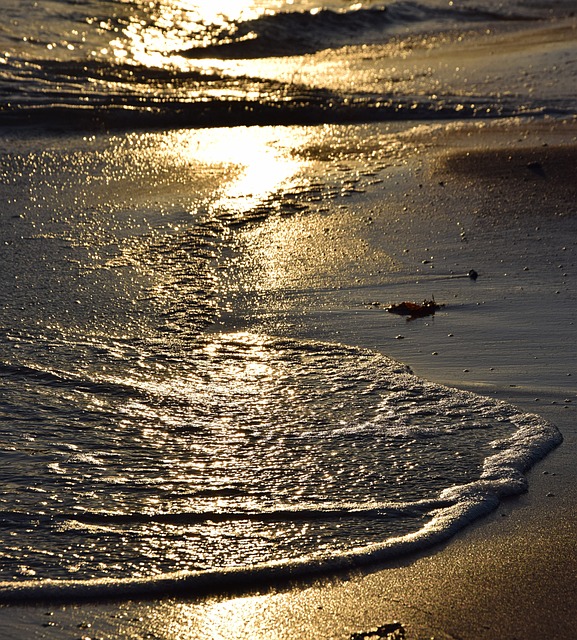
[1, 117, 576, 639]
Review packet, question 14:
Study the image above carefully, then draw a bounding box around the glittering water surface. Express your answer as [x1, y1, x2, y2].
[0, 0, 569, 597]
[0, 330, 522, 580]
[0, 126, 561, 591]
[2, 0, 576, 127]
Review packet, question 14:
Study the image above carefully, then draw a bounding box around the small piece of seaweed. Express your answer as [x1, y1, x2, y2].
[350, 621, 406, 640]
[387, 298, 444, 320]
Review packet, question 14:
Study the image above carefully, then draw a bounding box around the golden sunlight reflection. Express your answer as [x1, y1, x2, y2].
[202, 332, 275, 382]
[145, 595, 276, 639]
[167, 126, 309, 214]
[111, 126, 312, 330]
[106, 0, 276, 68]
[237, 209, 397, 294]
[105, 333, 273, 401]
[102, 332, 279, 446]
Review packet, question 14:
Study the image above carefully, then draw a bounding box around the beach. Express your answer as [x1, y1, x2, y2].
[2, 0, 577, 636]
[0, 115, 575, 638]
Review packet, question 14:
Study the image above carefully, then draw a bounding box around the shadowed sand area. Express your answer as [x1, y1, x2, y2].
[1, 116, 575, 639]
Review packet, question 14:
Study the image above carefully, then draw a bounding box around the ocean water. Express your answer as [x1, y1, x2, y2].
[2, 0, 577, 128]
[0, 0, 569, 602]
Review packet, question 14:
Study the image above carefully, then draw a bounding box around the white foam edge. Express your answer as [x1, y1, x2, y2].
[0, 409, 561, 605]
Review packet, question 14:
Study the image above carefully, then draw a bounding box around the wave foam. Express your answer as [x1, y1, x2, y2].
[0, 338, 562, 603]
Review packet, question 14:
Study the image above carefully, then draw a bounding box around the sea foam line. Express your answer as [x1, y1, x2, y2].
[0, 408, 561, 604]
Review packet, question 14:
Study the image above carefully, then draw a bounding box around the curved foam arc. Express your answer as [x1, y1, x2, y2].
[0, 388, 561, 604]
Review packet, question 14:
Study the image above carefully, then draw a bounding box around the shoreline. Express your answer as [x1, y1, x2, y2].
[1, 117, 576, 638]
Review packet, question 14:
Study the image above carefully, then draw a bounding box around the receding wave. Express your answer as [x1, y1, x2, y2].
[0, 0, 559, 131]
[0, 334, 562, 603]
[0, 82, 554, 131]
[0, 409, 561, 605]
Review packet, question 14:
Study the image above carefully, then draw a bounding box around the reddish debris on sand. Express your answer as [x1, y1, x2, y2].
[387, 299, 444, 319]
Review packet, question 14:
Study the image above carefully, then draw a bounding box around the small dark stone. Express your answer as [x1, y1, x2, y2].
[526, 161, 546, 177]
[468, 269, 478, 280]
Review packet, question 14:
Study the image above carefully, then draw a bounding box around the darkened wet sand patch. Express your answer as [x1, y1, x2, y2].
[441, 143, 577, 188]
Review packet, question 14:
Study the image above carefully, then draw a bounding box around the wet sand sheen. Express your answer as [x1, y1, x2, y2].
[1, 0, 577, 634]
[1, 117, 575, 638]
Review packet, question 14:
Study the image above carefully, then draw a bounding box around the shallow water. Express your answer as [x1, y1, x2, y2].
[0, 328, 540, 582]
[0, 0, 569, 600]
[0, 123, 563, 600]
[1, 0, 576, 127]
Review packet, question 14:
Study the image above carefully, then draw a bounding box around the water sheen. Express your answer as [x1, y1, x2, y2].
[0, 125, 561, 591]
[2, 0, 576, 127]
[0, 0, 567, 600]
[0, 331, 544, 581]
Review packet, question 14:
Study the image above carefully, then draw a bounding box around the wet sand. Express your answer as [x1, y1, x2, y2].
[1, 117, 576, 639]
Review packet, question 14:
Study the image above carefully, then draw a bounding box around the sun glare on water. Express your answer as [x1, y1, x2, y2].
[162, 126, 308, 214]
[107, 0, 270, 68]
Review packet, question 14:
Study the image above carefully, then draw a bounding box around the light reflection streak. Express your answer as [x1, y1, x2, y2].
[145, 595, 278, 640]
[163, 596, 273, 640]
[137, 583, 347, 640]
[113, 126, 310, 322]
[160, 127, 309, 215]
[108, 1, 268, 69]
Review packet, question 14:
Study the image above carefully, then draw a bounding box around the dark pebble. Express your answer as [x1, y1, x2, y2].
[527, 160, 545, 177]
